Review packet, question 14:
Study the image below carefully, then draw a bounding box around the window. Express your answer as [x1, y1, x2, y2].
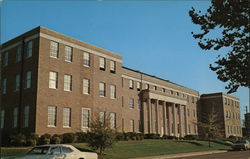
[130, 120, 134, 132]
[137, 82, 141, 91]
[193, 109, 196, 117]
[194, 125, 197, 134]
[25, 71, 31, 89]
[129, 80, 133, 89]
[99, 112, 105, 124]
[49, 71, 58, 89]
[99, 57, 105, 70]
[170, 90, 174, 95]
[177, 124, 180, 133]
[176, 92, 179, 96]
[224, 98, 227, 105]
[27, 41, 33, 58]
[64, 75, 72, 91]
[162, 88, 166, 92]
[15, 74, 20, 91]
[2, 78, 7, 94]
[82, 108, 90, 128]
[13, 107, 18, 128]
[110, 112, 116, 129]
[0, 110, 4, 128]
[110, 85, 116, 99]
[63, 107, 71, 127]
[16, 46, 22, 62]
[153, 86, 157, 90]
[3, 52, 8, 67]
[129, 98, 134, 109]
[191, 97, 195, 103]
[83, 52, 90, 67]
[65, 46, 73, 62]
[110, 60, 116, 73]
[187, 108, 190, 117]
[23, 106, 29, 128]
[99, 82, 105, 97]
[48, 106, 57, 127]
[50, 41, 59, 58]
[83, 79, 90, 94]
[138, 99, 141, 110]
[145, 84, 149, 89]
[188, 124, 191, 134]
[62, 147, 73, 153]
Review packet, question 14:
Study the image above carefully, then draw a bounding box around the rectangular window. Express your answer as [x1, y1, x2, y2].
[176, 92, 179, 96]
[99, 112, 105, 124]
[15, 74, 20, 91]
[0, 110, 5, 128]
[27, 41, 33, 58]
[16, 46, 22, 62]
[110, 112, 116, 129]
[83, 52, 90, 67]
[130, 120, 134, 132]
[2, 78, 7, 94]
[129, 98, 134, 109]
[3, 52, 8, 67]
[110, 85, 116, 99]
[193, 109, 196, 117]
[13, 107, 18, 128]
[48, 106, 57, 127]
[65, 46, 73, 62]
[137, 82, 141, 91]
[50, 41, 59, 58]
[63, 107, 71, 128]
[99, 82, 106, 97]
[49, 71, 58, 89]
[82, 108, 90, 128]
[153, 86, 157, 90]
[162, 88, 166, 92]
[64, 74, 72, 91]
[23, 106, 29, 128]
[99, 57, 106, 70]
[138, 99, 141, 110]
[188, 124, 191, 134]
[129, 80, 133, 89]
[170, 90, 174, 95]
[25, 71, 31, 89]
[145, 84, 149, 89]
[191, 97, 195, 103]
[194, 125, 197, 134]
[83, 79, 90, 94]
[110, 60, 116, 73]
[187, 108, 190, 117]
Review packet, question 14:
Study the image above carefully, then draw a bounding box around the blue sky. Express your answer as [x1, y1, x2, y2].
[1, 0, 249, 120]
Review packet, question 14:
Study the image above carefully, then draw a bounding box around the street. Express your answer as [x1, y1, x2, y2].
[175, 151, 250, 159]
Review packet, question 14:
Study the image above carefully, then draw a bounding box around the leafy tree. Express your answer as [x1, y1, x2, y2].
[189, 0, 250, 93]
[86, 113, 117, 158]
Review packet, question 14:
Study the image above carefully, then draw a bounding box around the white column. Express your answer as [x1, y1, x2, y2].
[155, 99, 160, 134]
[178, 104, 183, 137]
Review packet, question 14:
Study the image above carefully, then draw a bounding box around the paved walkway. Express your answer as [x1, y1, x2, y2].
[130, 150, 228, 159]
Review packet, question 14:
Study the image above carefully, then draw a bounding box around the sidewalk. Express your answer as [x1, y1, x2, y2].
[130, 150, 228, 159]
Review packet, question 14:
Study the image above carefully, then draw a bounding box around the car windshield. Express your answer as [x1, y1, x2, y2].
[235, 140, 246, 144]
[28, 146, 50, 154]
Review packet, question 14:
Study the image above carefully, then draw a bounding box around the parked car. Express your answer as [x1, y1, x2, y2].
[231, 140, 250, 151]
[15, 144, 98, 159]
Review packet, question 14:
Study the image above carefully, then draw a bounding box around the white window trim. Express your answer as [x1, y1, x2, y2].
[81, 108, 91, 129]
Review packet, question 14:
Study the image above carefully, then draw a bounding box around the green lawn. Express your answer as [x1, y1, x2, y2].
[1, 140, 229, 159]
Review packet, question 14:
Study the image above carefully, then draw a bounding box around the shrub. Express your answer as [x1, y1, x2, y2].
[38, 133, 51, 145]
[26, 133, 39, 146]
[62, 133, 76, 143]
[75, 132, 88, 143]
[162, 135, 177, 140]
[51, 134, 62, 144]
[116, 132, 125, 141]
[9, 133, 26, 146]
[144, 133, 160, 139]
[184, 135, 198, 140]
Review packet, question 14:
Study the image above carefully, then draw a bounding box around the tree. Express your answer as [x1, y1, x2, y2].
[189, 0, 250, 93]
[86, 112, 117, 158]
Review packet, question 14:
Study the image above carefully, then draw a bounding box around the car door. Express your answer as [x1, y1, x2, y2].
[61, 146, 81, 158]
[49, 146, 65, 159]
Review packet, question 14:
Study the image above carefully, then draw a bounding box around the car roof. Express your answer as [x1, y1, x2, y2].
[35, 144, 74, 148]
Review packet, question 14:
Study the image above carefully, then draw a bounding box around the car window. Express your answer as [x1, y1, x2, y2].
[50, 146, 61, 155]
[62, 147, 73, 153]
[28, 146, 50, 154]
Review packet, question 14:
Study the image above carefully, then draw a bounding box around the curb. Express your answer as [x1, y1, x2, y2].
[130, 150, 228, 159]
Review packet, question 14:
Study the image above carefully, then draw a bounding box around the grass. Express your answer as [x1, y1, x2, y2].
[1, 139, 229, 159]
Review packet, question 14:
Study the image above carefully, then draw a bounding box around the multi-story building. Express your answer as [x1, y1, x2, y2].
[244, 113, 250, 137]
[0, 26, 241, 139]
[199, 93, 242, 138]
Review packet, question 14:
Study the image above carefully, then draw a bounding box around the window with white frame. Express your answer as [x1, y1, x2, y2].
[83, 52, 90, 67]
[99, 57, 105, 70]
[130, 120, 134, 132]
[23, 106, 29, 128]
[82, 108, 90, 128]
[3, 52, 8, 67]
[16, 46, 22, 62]
[27, 41, 33, 58]
[50, 41, 59, 58]
[65, 46, 73, 62]
[2, 78, 7, 94]
[153, 86, 157, 90]
[129, 98, 134, 109]
[13, 107, 18, 128]
[48, 106, 57, 127]
[110, 85, 116, 99]
[15, 74, 20, 91]
[0, 110, 5, 128]
[129, 80, 133, 89]
[110, 113, 116, 129]
[83, 79, 90, 94]
[99, 112, 105, 124]
[64, 74, 72, 91]
[25, 71, 31, 89]
[49, 71, 58, 89]
[110, 60, 116, 73]
[99, 82, 105, 97]
[137, 82, 141, 91]
[63, 107, 71, 128]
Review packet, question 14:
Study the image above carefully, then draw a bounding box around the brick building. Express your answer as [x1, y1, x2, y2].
[0, 26, 241, 138]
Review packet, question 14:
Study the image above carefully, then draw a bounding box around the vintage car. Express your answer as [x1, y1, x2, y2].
[231, 140, 250, 151]
[15, 144, 98, 159]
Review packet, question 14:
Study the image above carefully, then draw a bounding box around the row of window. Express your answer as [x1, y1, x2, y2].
[227, 125, 242, 135]
[225, 111, 240, 120]
[2, 41, 33, 67]
[2, 72, 32, 94]
[224, 98, 239, 108]
[171, 123, 197, 134]
[49, 41, 116, 73]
